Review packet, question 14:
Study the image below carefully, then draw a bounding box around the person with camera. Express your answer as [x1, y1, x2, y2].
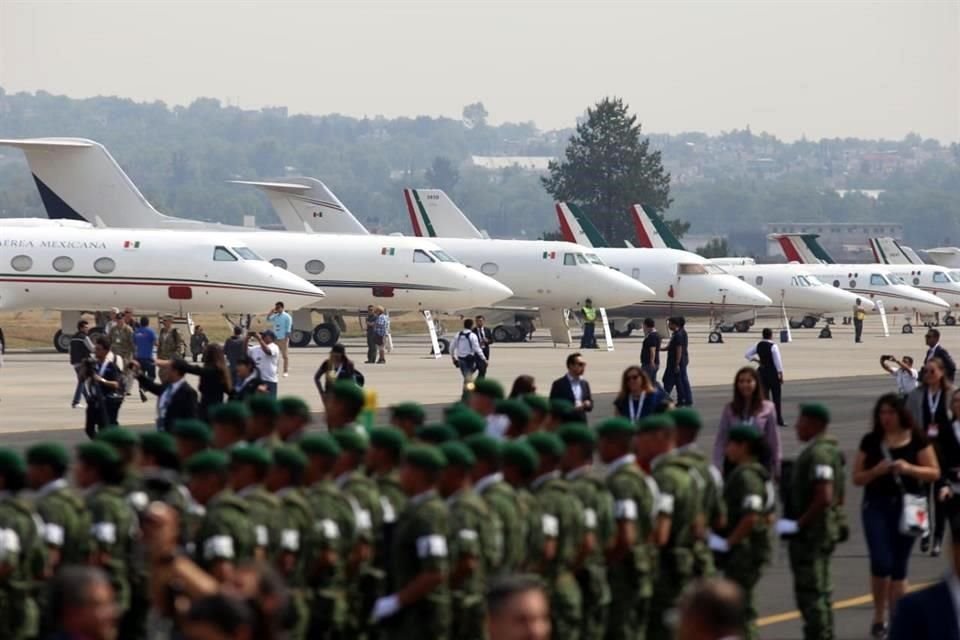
[70, 319, 96, 409]
[248, 330, 281, 397]
[132, 358, 200, 432]
[451, 318, 487, 385]
[881, 355, 919, 397]
[81, 336, 125, 439]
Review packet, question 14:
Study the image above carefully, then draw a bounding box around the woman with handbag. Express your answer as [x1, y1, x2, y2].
[853, 393, 940, 639]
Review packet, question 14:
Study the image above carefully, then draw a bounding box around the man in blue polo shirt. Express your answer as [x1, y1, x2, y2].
[266, 301, 293, 377]
[133, 316, 158, 402]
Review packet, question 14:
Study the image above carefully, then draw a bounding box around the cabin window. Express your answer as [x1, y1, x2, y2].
[305, 260, 325, 275]
[10, 255, 32, 272]
[755, 276, 764, 286]
[913, 277, 921, 286]
[413, 250, 435, 263]
[849, 279, 857, 288]
[94, 257, 116, 274]
[270, 258, 288, 270]
[214, 246, 237, 262]
[563, 253, 577, 266]
[52, 256, 74, 273]
[481, 262, 499, 276]
[833, 280, 840, 288]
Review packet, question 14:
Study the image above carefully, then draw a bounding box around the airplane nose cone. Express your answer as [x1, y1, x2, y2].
[269, 267, 326, 309]
[729, 279, 772, 307]
[602, 270, 656, 306]
[469, 270, 513, 306]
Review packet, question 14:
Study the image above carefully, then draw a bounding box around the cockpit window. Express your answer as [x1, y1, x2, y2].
[214, 246, 237, 262]
[563, 253, 577, 266]
[950, 271, 960, 283]
[704, 264, 727, 274]
[934, 272, 950, 284]
[232, 246, 261, 260]
[431, 250, 457, 263]
[678, 263, 708, 275]
[413, 249, 435, 263]
[870, 274, 889, 286]
[586, 253, 605, 265]
[806, 275, 824, 286]
[575, 253, 588, 265]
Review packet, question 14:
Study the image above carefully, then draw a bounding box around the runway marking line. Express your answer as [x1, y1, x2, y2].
[757, 581, 933, 627]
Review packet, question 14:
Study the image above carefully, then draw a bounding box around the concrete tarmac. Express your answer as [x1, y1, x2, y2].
[0, 316, 952, 638]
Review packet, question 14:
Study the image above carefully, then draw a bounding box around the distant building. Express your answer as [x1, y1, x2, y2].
[765, 222, 903, 261]
[470, 156, 553, 171]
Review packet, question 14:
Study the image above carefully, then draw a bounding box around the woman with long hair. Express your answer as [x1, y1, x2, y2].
[169, 342, 232, 421]
[712, 367, 780, 477]
[508, 375, 537, 399]
[853, 393, 939, 638]
[613, 365, 669, 421]
[314, 344, 363, 396]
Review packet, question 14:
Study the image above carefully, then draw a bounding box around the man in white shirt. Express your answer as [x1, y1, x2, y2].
[745, 328, 785, 426]
[248, 330, 280, 397]
[881, 355, 919, 396]
[451, 318, 487, 383]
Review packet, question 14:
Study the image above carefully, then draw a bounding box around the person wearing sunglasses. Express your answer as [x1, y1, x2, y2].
[614, 366, 669, 422]
[549, 353, 594, 423]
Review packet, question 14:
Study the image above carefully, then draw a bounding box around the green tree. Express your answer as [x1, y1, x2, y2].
[695, 237, 729, 258]
[462, 102, 488, 129]
[665, 218, 690, 240]
[542, 97, 673, 245]
[424, 156, 460, 192]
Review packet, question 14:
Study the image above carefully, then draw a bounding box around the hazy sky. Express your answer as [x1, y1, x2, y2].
[1, 0, 957, 141]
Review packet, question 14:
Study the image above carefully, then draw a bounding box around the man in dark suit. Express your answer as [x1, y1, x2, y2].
[473, 315, 493, 379]
[135, 358, 199, 432]
[662, 316, 693, 406]
[888, 511, 960, 640]
[82, 335, 125, 439]
[925, 328, 957, 382]
[548, 352, 593, 422]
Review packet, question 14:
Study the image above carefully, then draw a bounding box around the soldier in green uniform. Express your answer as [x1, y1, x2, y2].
[0, 449, 44, 640]
[267, 445, 314, 640]
[108, 318, 135, 367]
[184, 450, 255, 580]
[299, 434, 354, 640]
[95, 427, 143, 502]
[417, 424, 458, 445]
[172, 418, 213, 461]
[278, 396, 313, 443]
[496, 399, 532, 439]
[778, 403, 844, 640]
[209, 403, 250, 450]
[229, 446, 280, 559]
[437, 441, 494, 640]
[520, 394, 550, 432]
[712, 424, 773, 640]
[390, 402, 426, 439]
[370, 445, 451, 640]
[672, 407, 726, 578]
[73, 442, 138, 623]
[157, 316, 186, 360]
[247, 395, 282, 448]
[635, 414, 701, 640]
[464, 435, 519, 574]
[326, 380, 368, 437]
[447, 410, 487, 440]
[368, 428, 409, 581]
[543, 399, 578, 432]
[558, 424, 614, 640]
[596, 418, 658, 640]
[139, 432, 191, 542]
[525, 432, 584, 640]
[501, 440, 540, 570]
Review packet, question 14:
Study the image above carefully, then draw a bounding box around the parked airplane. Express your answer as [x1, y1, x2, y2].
[868, 237, 926, 266]
[0, 219, 326, 350]
[926, 247, 960, 269]
[607, 204, 873, 331]
[403, 189, 772, 341]
[0, 138, 515, 348]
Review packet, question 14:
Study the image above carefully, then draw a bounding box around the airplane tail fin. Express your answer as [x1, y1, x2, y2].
[868, 237, 917, 265]
[402, 189, 483, 239]
[769, 233, 834, 264]
[230, 177, 369, 235]
[0, 137, 169, 227]
[558, 203, 610, 247]
[554, 203, 593, 247]
[629, 204, 685, 250]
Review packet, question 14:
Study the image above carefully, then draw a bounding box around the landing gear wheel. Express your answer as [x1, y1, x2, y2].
[436, 338, 450, 355]
[289, 329, 311, 348]
[492, 325, 512, 343]
[789, 319, 802, 330]
[902, 323, 913, 335]
[802, 316, 817, 329]
[53, 329, 70, 353]
[946, 316, 957, 327]
[734, 321, 751, 333]
[708, 331, 723, 344]
[818, 327, 832, 339]
[312, 322, 340, 347]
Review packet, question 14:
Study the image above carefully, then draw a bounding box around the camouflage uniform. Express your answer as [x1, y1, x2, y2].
[446, 487, 494, 640]
[566, 465, 614, 640]
[238, 484, 282, 559]
[474, 472, 523, 573]
[192, 489, 256, 572]
[676, 443, 726, 577]
[0, 492, 45, 639]
[157, 326, 186, 360]
[336, 469, 384, 638]
[276, 486, 315, 640]
[304, 477, 354, 640]
[375, 469, 407, 589]
[32, 478, 91, 567]
[108, 322, 135, 363]
[85, 483, 138, 614]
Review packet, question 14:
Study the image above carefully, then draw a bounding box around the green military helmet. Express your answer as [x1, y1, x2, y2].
[299, 433, 341, 458]
[443, 403, 469, 420]
[172, 419, 213, 445]
[272, 445, 308, 473]
[670, 407, 703, 432]
[95, 427, 141, 449]
[330, 380, 366, 412]
[249, 394, 280, 418]
[728, 423, 763, 443]
[0, 447, 27, 485]
[463, 434, 502, 465]
[76, 441, 121, 475]
[332, 429, 368, 454]
[595, 417, 637, 439]
[557, 422, 596, 446]
[25, 442, 70, 472]
[637, 414, 676, 433]
[495, 399, 532, 428]
[416, 423, 457, 445]
[439, 441, 476, 469]
[230, 445, 271, 469]
[471, 378, 505, 401]
[185, 450, 230, 475]
[501, 441, 539, 477]
[549, 398, 578, 422]
[141, 431, 177, 457]
[209, 402, 251, 427]
[370, 427, 408, 456]
[391, 402, 426, 424]
[447, 410, 486, 440]
[799, 402, 831, 424]
[520, 393, 550, 415]
[403, 444, 448, 471]
[278, 396, 312, 421]
[525, 431, 564, 459]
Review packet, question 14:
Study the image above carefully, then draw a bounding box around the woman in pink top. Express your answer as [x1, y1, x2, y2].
[713, 366, 781, 478]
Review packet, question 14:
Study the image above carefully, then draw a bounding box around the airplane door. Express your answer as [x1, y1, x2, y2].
[631, 268, 641, 280]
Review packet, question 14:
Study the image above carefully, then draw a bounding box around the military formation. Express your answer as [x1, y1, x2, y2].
[0, 377, 847, 640]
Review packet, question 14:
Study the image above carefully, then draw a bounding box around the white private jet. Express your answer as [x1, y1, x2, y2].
[0, 218, 326, 350]
[868, 237, 960, 325]
[236, 179, 659, 344]
[0, 138, 515, 348]
[605, 203, 874, 332]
